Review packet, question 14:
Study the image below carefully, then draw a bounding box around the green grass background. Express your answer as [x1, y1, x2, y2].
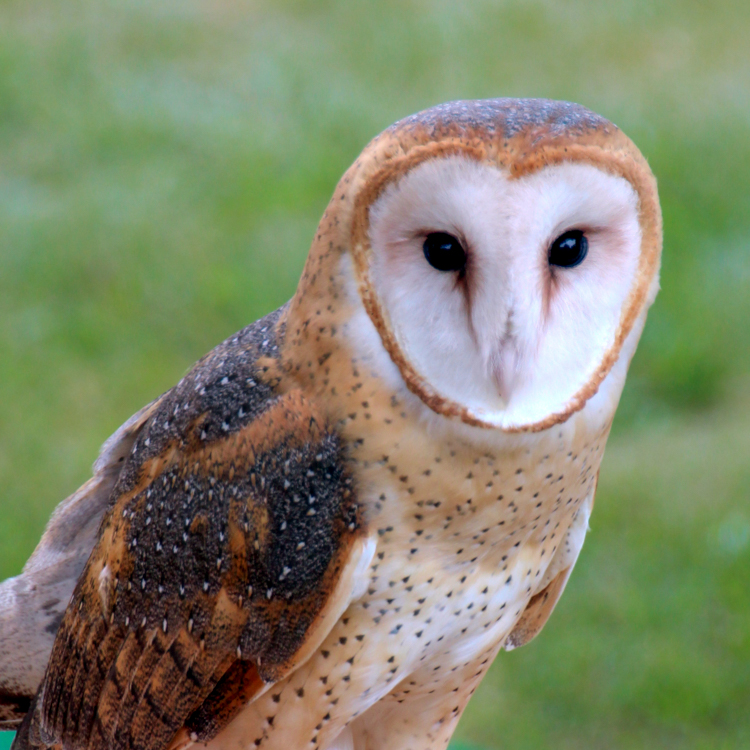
[1, 1, 749, 748]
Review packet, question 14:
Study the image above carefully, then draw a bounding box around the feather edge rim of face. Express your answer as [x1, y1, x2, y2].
[347, 127, 662, 433]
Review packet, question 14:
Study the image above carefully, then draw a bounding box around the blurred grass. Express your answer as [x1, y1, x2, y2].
[0, 0, 748, 748]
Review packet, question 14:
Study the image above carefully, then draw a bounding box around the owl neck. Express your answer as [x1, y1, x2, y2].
[276, 247, 612, 562]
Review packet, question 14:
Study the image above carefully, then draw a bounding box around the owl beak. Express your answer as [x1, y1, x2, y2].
[496, 368, 514, 405]
[496, 370, 513, 405]
[493, 343, 519, 405]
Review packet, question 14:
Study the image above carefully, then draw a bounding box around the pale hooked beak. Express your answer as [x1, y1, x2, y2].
[493, 341, 520, 406]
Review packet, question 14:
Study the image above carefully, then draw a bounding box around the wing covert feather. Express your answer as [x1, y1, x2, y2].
[505, 483, 595, 650]
[19, 309, 367, 750]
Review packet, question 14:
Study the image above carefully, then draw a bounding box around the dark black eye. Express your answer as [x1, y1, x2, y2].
[423, 232, 467, 273]
[548, 229, 588, 269]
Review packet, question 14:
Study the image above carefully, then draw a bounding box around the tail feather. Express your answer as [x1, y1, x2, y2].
[10, 696, 36, 750]
[10, 692, 48, 750]
[1, 688, 32, 729]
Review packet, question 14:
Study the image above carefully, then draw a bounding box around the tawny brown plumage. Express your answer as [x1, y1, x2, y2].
[0, 98, 662, 750]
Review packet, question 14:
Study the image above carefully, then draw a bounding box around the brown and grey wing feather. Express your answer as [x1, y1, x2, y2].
[0, 398, 162, 729]
[505, 482, 595, 651]
[25, 379, 365, 750]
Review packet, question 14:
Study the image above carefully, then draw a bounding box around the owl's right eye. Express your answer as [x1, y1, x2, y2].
[423, 232, 467, 273]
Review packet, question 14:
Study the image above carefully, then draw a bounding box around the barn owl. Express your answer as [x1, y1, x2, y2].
[0, 98, 661, 750]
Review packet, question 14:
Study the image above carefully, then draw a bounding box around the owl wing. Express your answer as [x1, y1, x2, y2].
[504, 480, 596, 650]
[15, 309, 371, 750]
[0, 398, 163, 729]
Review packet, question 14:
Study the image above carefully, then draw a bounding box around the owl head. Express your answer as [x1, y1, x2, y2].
[290, 99, 662, 433]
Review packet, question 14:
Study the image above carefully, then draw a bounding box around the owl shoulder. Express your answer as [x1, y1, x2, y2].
[28, 305, 368, 750]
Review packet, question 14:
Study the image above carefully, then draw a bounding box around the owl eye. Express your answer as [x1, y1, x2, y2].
[423, 232, 467, 273]
[548, 229, 588, 268]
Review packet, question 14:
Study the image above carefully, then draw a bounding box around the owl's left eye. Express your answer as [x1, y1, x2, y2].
[423, 232, 467, 273]
[549, 229, 588, 269]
